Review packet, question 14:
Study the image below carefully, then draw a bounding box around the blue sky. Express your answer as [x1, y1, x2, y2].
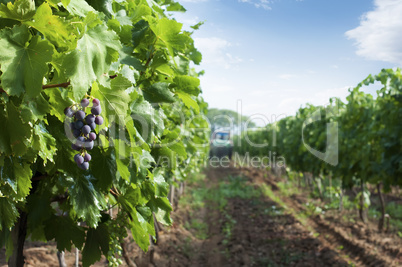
[171, 0, 402, 125]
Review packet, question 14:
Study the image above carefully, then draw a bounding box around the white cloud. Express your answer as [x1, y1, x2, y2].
[346, 0, 402, 65]
[279, 74, 296, 80]
[238, 0, 272, 10]
[194, 37, 242, 69]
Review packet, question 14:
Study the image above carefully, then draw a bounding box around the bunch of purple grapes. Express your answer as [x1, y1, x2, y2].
[64, 98, 104, 170]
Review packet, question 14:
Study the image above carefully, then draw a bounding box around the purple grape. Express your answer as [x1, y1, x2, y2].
[82, 125, 91, 135]
[73, 129, 81, 138]
[74, 120, 84, 129]
[69, 122, 75, 130]
[81, 98, 90, 107]
[89, 122, 96, 131]
[74, 154, 84, 165]
[71, 143, 80, 151]
[92, 98, 100, 107]
[84, 140, 94, 150]
[89, 132, 96, 141]
[95, 116, 103, 125]
[75, 110, 86, 120]
[91, 106, 101, 115]
[83, 153, 91, 162]
[64, 107, 74, 117]
[76, 136, 86, 147]
[85, 114, 95, 124]
[79, 162, 89, 170]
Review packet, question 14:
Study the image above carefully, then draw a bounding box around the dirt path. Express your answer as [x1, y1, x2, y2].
[240, 166, 402, 267]
[132, 165, 358, 266]
[1, 164, 401, 266]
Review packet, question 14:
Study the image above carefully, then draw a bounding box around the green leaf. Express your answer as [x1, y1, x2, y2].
[0, 197, 19, 231]
[68, 174, 107, 228]
[63, 24, 121, 100]
[82, 224, 109, 267]
[26, 194, 52, 231]
[65, 0, 96, 17]
[0, 101, 32, 156]
[130, 96, 165, 142]
[150, 17, 189, 57]
[45, 88, 73, 121]
[90, 147, 117, 192]
[90, 76, 131, 126]
[166, 2, 186, 12]
[21, 94, 50, 122]
[44, 215, 86, 251]
[176, 91, 199, 114]
[0, 0, 35, 22]
[173, 75, 200, 96]
[147, 196, 172, 226]
[114, 139, 131, 182]
[32, 124, 57, 164]
[118, 187, 151, 251]
[190, 21, 204, 30]
[152, 168, 168, 198]
[143, 82, 175, 103]
[25, 2, 75, 50]
[0, 25, 54, 97]
[151, 146, 176, 170]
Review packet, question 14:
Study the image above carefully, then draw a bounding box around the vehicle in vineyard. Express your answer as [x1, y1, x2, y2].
[209, 130, 233, 159]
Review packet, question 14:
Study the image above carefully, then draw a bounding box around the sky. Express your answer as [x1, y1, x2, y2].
[171, 0, 402, 126]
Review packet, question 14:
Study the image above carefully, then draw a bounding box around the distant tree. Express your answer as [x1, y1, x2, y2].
[207, 108, 256, 134]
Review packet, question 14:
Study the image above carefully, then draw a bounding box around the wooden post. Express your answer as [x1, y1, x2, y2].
[377, 183, 386, 233]
[57, 251, 67, 267]
[8, 212, 28, 267]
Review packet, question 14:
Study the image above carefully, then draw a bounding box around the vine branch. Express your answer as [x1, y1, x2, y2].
[0, 75, 119, 95]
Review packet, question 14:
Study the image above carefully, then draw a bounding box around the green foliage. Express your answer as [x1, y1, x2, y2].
[0, 0, 209, 263]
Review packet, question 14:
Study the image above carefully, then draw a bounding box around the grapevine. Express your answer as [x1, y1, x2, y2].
[0, 0, 209, 266]
[234, 68, 402, 230]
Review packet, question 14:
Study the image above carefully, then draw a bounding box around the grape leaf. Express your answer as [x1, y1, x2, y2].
[26, 194, 52, 232]
[151, 146, 176, 170]
[152, 168, 168, 198]
[90, 76, 131, 126]
[176, 92, 199, 114]
[173, 75, 200, 96]
[82, 224, 109, 267]
[0, 0, 35, 22]
[0, 197, 19, 231]
[68, 174, 107, 228]
[45, 88, 73, 121]
[65, 0, 96, 17]
[118, 189, 151, 251]
[150, 17, 190, 57]
[90, 147, 117, 191]
[114, 139, 131, 182]
[63, 24, 121, 100]
[166, 2, 186, 12]
[44, 215, 86, 251]
[143, 82, 175, 103]
[130, 96, 165, 142]
[0, 25, 54, 97]
[21, 94, 50, 122]
[26, 2, 75, 50]
[0, 101, 32, 156]
[32, 124, 57, 164]
[147, 196, 172, 225]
